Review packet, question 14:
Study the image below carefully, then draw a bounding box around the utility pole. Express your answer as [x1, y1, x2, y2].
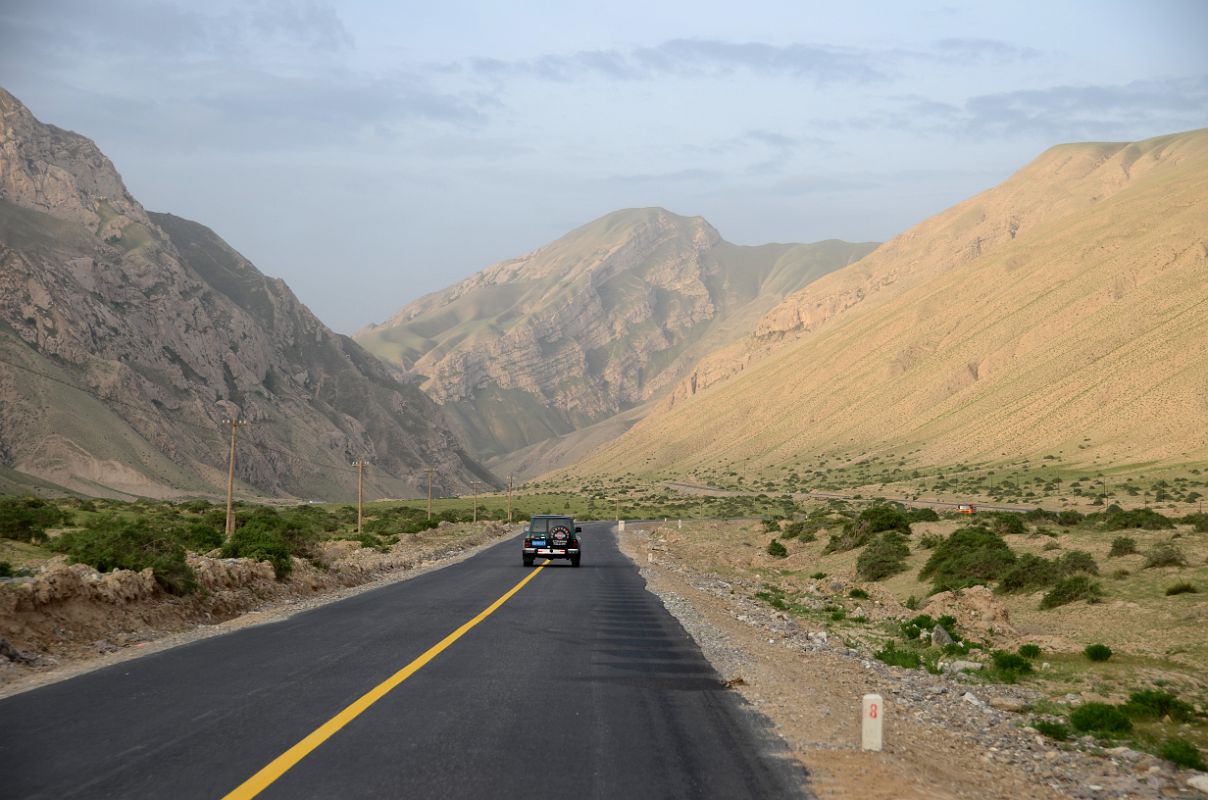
[223, 417, 247, 539]
[353, 458, 368, 536]
[615, 496, 620, 521]
[472, 481, 480, 523]
[507, 473, 513, 523]
[427, 468, 435, 520]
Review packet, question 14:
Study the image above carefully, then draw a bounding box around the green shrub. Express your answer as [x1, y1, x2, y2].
[1057, 510, 1084, 527]
[1069, 702, 1132, 736]
[919, 526, 1016, 592]
[905, 507, 940, 523]
[1103, 508, 1175, 531]
[766, 539, 788, 558]
[916, 533, 944, 550]
[904, 595, 920, 610]
[987, 650, 1033, 682]
[170, 521, 224, 553]
[998, 554, 1058, 593]
[1018, 643, 1041, 659]
[1108, 536, 1138, 557]
[1143, 542, 1188, 568]
[1040, 576, 1103, 609]
[1164, 581, 1197, 596]
[874, 641, 920, 669]
[856, 531, 910, 581]
[783, 520, 805, 538]
[222, 508, 322, 578]
[0, 560, 11, 577]
[51, 516, 196, 594]
[762, 517, 783, 533]
[810, 571, 827, 579]
[984, 512, 1026, 536]
[825, 505, 910, 554]
[1057, 550, 1099, 577]
[0, 496, 64, 543]
[1025, 508, 1060, 523]
[898, 613, 959, 643]
[1084, 643, 1113, 662]
[1157, 737, 1206, 770]
[1180, 512, 1208, 533]
[1122, 689, 1194, 722]
[224, 524, 292, 578]
[1033, 720, 1069, 741]
[848, 588, 869, 599]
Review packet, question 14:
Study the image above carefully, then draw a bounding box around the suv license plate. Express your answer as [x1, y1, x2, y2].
[553, 549, 566, 554]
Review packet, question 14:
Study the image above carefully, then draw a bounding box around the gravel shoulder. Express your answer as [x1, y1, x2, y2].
[617, 522, 1206, 800]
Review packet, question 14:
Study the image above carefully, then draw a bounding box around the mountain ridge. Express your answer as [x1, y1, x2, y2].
[0, 87, 494, 499]
[357, 206, 876, 464]
[570, 128, 1208, 479]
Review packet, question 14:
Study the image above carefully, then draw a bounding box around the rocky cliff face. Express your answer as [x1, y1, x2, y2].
[0, 87, 493, 498]
[358, 208, 875, 461]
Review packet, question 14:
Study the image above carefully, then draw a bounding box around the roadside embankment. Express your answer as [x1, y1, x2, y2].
[618, 521, 1207, 800]
[0, 521, 515, 697]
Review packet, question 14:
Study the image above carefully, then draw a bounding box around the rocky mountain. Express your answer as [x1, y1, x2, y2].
[574, 129, 1208, 478]
[356, 208, 875, 466]
[0, 87, 495, 499]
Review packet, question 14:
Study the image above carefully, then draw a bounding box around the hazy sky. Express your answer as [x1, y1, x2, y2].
[2, 1, 1205, 332]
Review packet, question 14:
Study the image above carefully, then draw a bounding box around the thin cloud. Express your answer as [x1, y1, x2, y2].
[607, 167, 722, 185]
[931, 38, 1043, 64]
[458, 39, 889, 84]
[961, 76, 1208, 137]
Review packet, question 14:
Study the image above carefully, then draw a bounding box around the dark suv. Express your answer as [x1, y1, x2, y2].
[522, 515, 582, 567]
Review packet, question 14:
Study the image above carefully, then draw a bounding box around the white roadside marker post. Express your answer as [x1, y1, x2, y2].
[862, 693, 883, 751]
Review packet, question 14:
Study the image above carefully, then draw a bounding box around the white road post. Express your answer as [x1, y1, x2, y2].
[862, 693, 883, 751]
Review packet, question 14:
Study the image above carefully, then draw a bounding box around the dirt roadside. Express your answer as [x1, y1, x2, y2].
[0, 522, 518, 699]
[617, 522, 1205, 800]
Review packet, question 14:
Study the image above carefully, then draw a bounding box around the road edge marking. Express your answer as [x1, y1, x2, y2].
[222, 561, 548, 799]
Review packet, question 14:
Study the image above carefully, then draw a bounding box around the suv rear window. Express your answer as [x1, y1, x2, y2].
[528, 517, 573, 534]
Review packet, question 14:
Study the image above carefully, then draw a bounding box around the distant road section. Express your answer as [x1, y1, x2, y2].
[0, 523, 807, 799]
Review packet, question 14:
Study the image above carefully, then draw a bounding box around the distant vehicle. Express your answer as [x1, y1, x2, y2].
[957, 503, 977, 514]
[523, 515, 582, 567]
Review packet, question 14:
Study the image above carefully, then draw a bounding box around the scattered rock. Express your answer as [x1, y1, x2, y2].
[961, 692, 985, 707]
[931, 623, 955, 647]
[989, 696, 1028, 713]
[1187, 774, 1208, 794]
[0, 637, 36, 664]
[943, 660, 984, 673]
[724, 677, 747, 688]
[920, 585, 1016, 640]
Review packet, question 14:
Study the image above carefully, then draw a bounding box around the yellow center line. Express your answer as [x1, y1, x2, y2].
[222, 560, 549, 799]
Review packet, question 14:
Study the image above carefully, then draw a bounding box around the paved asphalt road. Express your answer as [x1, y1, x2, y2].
[0, 522, 808, 799]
